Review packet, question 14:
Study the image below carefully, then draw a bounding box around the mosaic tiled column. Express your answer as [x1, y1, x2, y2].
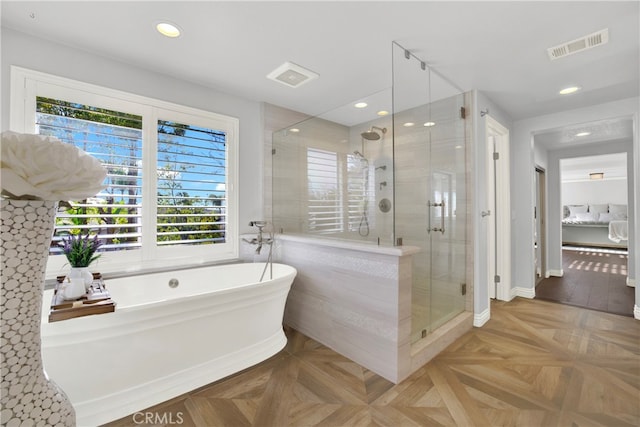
[0, 199, 75, 426]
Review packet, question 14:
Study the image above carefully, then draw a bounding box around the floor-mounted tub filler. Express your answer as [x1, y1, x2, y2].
[41, 262, 297, 426]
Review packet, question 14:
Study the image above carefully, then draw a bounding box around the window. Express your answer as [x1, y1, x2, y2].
[346, 154, 371, 233]
[156, 120, 227, 246]
[306, 148, 370, 235]
[11, 67, 238, 278]
[36, 97, 144, 253]
[307, 148, 342, 234]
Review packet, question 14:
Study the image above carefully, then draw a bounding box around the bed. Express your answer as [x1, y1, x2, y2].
[562, 203, 628, 249]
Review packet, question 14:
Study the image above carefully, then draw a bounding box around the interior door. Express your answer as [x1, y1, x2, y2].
[485, 115, 511, 301]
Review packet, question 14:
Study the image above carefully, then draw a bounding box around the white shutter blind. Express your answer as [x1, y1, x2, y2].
[156, 120, 227, 246]
[347, 154, 369, 232]
[36, 97, 143, 255]
[307, 148, 343, 234]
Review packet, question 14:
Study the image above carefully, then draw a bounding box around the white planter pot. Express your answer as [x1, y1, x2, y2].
[68, 266, 93, 292]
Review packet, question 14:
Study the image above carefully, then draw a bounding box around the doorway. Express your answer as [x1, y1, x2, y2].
[486, 115, 511, 300]
[535, 151, 632, 316]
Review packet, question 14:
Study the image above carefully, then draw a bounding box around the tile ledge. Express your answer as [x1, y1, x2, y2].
[275, 233, 421, 257]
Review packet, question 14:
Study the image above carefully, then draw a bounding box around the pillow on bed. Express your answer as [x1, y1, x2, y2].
[609, 204, 627, 215]
[589, 204, 608, 214]
[598, 213, 613, 223]
[574, 212, 597, 222]
[568, 205, 588, 218]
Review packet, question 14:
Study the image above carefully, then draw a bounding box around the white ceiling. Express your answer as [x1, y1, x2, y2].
[2, 1, 639, 135]
[560, 152, 627, 182]
[533, 117, 634, 150]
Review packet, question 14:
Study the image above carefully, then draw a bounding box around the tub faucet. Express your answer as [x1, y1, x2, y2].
[244, 221, 273, 254]
[244, 221, 276, 282]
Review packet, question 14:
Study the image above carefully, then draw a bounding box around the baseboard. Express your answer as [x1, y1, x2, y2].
[547, 269, 563, 277]
[511, 286, 535, 300]
[627, 277, 636, 288]
[474, 307, 490, 327]
[635, 305, 640, 320]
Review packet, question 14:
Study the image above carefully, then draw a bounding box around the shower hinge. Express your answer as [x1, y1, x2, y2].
[494, 275, 501, 283]
[460, 107, 466, 119]
[461, 283, 467, 295]
[421, 329, 427, 338]
[493, 152, 499, 160]
[272, 148, 276, 155]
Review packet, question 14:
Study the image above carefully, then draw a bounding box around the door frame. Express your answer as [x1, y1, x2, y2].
[535, 166, 547, 284]
[486, 115, 511, 301]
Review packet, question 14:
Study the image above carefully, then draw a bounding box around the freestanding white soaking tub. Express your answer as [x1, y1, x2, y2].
[40, 262, 297, 426]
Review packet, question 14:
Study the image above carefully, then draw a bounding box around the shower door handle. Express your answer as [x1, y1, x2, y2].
[428, 201, 445, 234]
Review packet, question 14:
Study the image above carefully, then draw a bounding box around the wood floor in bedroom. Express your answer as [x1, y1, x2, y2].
[535, 247, 633, 316]
[104, 297, 640, 427]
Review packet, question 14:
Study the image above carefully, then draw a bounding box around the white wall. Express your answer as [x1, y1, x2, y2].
[1, 28, 264, 235]
[561, 179, 628, 206]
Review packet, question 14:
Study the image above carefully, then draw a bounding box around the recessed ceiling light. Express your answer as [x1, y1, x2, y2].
[575, 131, 591, 137]
[289, 128, 300, 133]
[156, 22, 181, 38]
[423, 121, 436, 127]
[559, 86, 580, 95]
[589, 172, 604, 180]
[377, 110, 389, 116]
[403, 122, 415, 127]
[354, 102, 368, 109]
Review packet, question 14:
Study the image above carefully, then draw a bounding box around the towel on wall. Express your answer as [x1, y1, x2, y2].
[608, 220, 628, 243]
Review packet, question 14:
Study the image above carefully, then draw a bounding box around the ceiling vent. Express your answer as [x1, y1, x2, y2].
[547, 28, 609, 60]
[267, 62, 319, 88]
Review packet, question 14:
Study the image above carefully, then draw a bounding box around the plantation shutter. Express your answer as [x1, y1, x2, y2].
[36, 97, 143, 254]
[307, 148, 343, 234]
[156, 120, 227, 246]
[347, 154, 369, 232]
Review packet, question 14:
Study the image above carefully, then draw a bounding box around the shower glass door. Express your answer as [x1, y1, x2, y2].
[392, 42, 467, 343]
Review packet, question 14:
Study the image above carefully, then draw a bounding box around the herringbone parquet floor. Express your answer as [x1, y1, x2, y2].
[105, 298, 640, 427]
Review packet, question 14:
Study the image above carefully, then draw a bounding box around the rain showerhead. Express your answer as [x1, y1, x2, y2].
[361, 126, 387, 141]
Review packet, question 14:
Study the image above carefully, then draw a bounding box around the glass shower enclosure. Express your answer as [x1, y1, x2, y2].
[391, 43, 468, 341]
[271, 42, 468, 341]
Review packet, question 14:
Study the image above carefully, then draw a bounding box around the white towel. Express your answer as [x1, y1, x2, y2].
[608, 220, 628, 243]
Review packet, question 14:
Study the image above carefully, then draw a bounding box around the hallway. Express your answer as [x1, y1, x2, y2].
[535, 247, 633, 316]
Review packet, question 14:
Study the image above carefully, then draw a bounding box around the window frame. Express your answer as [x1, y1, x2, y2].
[10, 66, 239, 279]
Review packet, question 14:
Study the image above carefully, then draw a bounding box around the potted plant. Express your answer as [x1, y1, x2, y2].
[61, 233, 102, 297]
